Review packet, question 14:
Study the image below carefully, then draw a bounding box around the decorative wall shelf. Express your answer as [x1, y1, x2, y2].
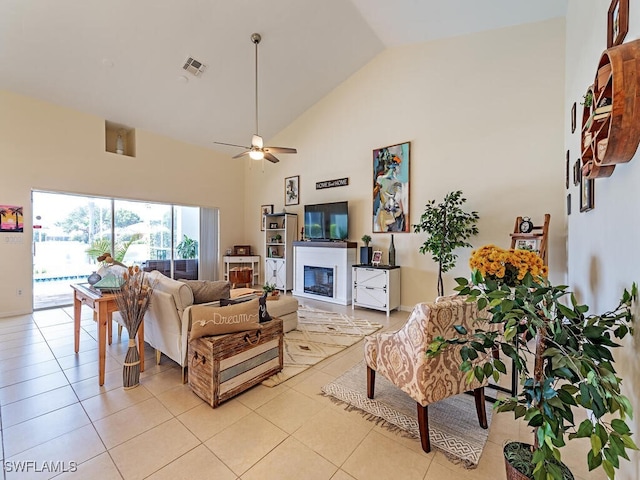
[581, 39, 640, 179]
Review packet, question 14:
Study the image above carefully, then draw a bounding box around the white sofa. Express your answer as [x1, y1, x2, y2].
[114, 270, 299, 382]
[144, 271, 239, 381]
[111, 270, 225, 381]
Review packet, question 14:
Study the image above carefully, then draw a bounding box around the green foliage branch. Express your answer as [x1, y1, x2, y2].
[427, 272, 637, 480]
[86, 234, 142, 263]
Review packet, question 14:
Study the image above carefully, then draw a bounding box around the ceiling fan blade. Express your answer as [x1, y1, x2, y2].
[251, 134, 263, 148]
[264, 153, 280, 163]
[232, 150, 251, 159]
[214, 141, 249, 149]
[264, 147, 297, 154]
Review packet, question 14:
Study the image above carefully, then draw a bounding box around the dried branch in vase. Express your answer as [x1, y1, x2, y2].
[113, 266, 157, 388]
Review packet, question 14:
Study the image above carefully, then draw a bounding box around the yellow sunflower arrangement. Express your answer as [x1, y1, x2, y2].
[469, 244, 547, 287]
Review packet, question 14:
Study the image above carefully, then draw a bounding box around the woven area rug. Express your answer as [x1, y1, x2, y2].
[262, 306, 382, 387]
[321, 361, 493, 468]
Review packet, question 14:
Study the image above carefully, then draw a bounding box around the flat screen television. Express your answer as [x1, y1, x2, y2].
[304, 201, 348, 240]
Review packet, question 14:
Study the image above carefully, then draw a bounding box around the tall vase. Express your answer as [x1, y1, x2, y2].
[122, 335, 141, 389]
[389, 234, 396, 266]
[360, 246, 372, 265]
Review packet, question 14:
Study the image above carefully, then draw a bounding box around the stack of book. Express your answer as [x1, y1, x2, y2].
[593, 97, 612, 120]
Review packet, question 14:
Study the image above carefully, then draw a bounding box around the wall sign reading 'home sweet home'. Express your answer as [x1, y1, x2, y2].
[316, 177, 349, 189]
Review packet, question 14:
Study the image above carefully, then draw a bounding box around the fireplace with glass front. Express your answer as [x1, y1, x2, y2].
[293, 241, 357, 305]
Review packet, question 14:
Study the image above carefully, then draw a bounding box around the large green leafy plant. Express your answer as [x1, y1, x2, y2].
[427, 245, 637, 480]
[413, 190, 479, 296]
[176, 235, 198, 259]
[86, 234, 142, 264]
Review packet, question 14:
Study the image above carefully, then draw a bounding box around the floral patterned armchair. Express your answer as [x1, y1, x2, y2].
[364, 296, 492, 453]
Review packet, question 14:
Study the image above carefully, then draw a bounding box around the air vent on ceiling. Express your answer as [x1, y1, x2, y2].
[183, 57, 206, 76]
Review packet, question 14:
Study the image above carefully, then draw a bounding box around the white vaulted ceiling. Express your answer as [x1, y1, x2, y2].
[0, 0, 566, 152]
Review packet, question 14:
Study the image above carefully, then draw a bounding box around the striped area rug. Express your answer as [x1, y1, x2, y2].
[322, 361, 493, 468]
[261, 306, 382, 387]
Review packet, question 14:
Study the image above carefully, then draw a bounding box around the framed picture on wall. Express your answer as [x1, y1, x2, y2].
[573, 160, 581, 186]
[580, 175, 595, 212]
[565, 150, 570, 189]
[372, 141, 410, 233]
[0, 204, 24, 232]
[285, 175, 300, 206]
[570, 103, 577, 134]
[608, 0, 628, 48]
[260, 204, 273, 231]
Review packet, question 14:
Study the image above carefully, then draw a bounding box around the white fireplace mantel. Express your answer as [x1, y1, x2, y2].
[292, 241, 357, 305]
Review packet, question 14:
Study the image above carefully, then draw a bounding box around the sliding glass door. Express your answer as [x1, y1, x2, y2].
[33, 191, 212, 309]
[33, 192, 112, 309]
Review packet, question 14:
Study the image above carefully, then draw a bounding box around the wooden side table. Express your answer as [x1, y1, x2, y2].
[71, 284, 144, 385]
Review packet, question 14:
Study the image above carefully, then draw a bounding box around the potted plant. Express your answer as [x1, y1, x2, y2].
[263, 282, 279, 300]
[176, 234, 198, 259]
[360, 234, 372, 265]
[427, 245, 637, 480]
[413, 190, 479, 297]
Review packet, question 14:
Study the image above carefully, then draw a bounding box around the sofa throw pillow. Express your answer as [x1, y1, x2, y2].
[259, 293, 272, 323]
[189, 297, 260, 340]
[180, 280, 230, 304]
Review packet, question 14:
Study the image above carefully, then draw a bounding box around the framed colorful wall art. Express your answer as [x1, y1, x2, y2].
[0, 205, 24, 232]
[372, 142, 410, 233]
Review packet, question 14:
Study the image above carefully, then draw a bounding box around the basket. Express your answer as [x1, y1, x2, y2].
[229, 267, 253, 285]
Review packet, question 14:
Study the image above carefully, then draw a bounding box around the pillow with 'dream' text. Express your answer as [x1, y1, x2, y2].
[189, 298, 260, 340]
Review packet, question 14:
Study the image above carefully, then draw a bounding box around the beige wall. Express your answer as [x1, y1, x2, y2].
[245, 18, 567, 309]
[0, 90, 246, 317]
[566, 1, 640, 477]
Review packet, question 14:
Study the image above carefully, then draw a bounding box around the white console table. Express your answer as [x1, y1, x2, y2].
[352, 265, 401, 316]
[223, 255, 260, 286]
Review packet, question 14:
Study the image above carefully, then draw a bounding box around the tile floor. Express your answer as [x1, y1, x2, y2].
[0, 298, 603, 480]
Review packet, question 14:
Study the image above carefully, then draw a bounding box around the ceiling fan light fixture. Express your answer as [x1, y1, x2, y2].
[213, 33, 296, 164]
[249, 150, 264, 160]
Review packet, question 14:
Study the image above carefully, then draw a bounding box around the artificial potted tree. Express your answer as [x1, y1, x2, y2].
[413, 190, 479, 297]
[427, 245, 637, 480]
[360, 234, 372, 265]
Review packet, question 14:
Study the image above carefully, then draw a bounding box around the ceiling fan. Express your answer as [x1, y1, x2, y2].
[214, 33, 297, 164]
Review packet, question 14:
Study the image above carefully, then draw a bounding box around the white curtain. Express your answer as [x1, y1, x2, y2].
[199, 208, 219, 280]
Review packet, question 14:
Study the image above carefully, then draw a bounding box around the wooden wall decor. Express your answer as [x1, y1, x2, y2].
[580, 39, 640, 179]
[607, 0, 629, 48]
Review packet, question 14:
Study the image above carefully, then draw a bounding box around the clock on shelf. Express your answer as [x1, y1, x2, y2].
[519, 217, 533, 233]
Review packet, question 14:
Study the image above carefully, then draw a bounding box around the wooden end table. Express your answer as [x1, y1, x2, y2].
[71, 283, 144, 385]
